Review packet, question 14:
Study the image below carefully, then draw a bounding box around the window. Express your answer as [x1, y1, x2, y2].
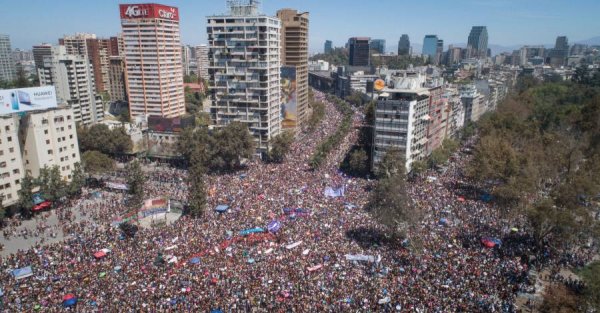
[12, 169, 19, 174]
[7, 136, 11, 142]
[58, 138, 61, 142]
[60, 157, 64, 162]
[8, 147, 13, 153]
[15, 179, 19, 185]
[6, 194, 11, 199]
[72, 153, 76, 158]
[47, 149, 53, 155]
[46, 139, 50, 144]
[42, 119, 48, 125]
[5, 126, 9, 131]
[44, 130, 48, 134]
[0, 150, 3, 156]
[69, 135, 73, 139]
[0, 162, 6, 168]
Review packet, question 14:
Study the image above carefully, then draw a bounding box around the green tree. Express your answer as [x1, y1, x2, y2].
[78, 124, 132, 155]
[309, 47, 349, 65]
[176, 127, 214, 167]
[37, 165, 67, 203]
[187, 153, 207, 218]
[126, 160, 145, 213]
[82, 151, 116, 174]
[17, 174, 35, 217]
[67, 162, 85, 197]
[347, 149, 369, 176]
[578, 261, 600, 311]
[267, 131, 294, 163]
[376, 147, 405, 179]
[211, 122, 255, 171]
[368, 152, 418, 237]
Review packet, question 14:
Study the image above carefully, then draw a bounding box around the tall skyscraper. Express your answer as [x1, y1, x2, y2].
[371, 39, 386, 54]
[38, 46, 104, 124]
[195, 44, 209, 81]
[120, 3, 185, 118]
[108, 56, 127, 101]
[467, 26, 489, 59]
[398, 34, 410, 56]
[0, 34, 16, 82]
[33, 44, 53, 70]
[277, 8, 309, 129]
[422, 35, 438, 61]
[436, 39, 444, 64]
[324, 40, 333, 54]
[207, 0, 281, 153]
[348, 37, 370, 66]
[181, 45, 191, 76]
[549, 36, 569, 67]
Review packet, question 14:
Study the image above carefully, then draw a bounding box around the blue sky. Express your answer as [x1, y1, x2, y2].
[1, 0, 599, 52]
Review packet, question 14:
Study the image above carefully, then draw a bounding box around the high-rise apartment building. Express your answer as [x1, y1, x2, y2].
[277, 8, 309, 129]
[38, 46, 104, 124]
[467, 26, 488, 59]
[460, 84, 485, 124]
[33, 44, 53, 70]
[181, 45, 191, 76]
[195, 45, 209, 81]
[60, 33, 112, 94]
[398, 34, 410, 56]
[108, 56, 127, 101]
[372, 71, 430, 171]
[348, 37, 370, 66]
[0, 34, 16, 82]
[371, 39, 386, 54]
[120, 3, 185, 118]
[422, 35, 438, 62]
[324, 40, 333, 54]
[436, 39, 444, 65]
[207, 0, 281, 153]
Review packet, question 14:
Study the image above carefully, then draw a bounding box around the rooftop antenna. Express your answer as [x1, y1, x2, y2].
[227, 0, 261, 16]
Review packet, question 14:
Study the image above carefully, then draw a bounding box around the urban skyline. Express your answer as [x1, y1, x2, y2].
[2, 0, 600, 52]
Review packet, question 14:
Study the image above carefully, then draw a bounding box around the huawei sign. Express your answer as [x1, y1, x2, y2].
[119, 3, 179, 21]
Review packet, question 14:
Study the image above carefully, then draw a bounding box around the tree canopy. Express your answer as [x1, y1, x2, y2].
[78, 124, 132, 155]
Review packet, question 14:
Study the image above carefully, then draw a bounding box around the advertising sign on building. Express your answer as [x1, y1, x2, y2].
[0, 86, 58, 116]
[119, 4, 179, 21]
[280, 67, 297, 129]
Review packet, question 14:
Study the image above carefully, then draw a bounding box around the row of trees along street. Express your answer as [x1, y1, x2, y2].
[466, 68, 600, 311]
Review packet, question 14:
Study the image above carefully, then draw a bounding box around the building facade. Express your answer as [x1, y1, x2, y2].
[467, 26, 489, 59]
[120, 3, 185, 118]
[371, 39, 386, 54]
[108, 56, 127, 101]
[0, 34, 16, 82]
[398, 34, 410, 56]
[33, 44, 53, 70]
[549, 36, 569, 67]
[348, 37, 370, 66]
[195, 45, 210, 81]
[277, 8, 309, 129]
[207, 0, 282, 154]
[38, 46, 104, 125]
[324, 40, 332, 54]
[373, 72, 430, 171]
[422, 35, 439, 62]
[19, 108, 81, 180]
[0, 116, 25, 207]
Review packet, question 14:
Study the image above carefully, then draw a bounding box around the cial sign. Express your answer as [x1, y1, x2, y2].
[119, 4, 179, 21]
[0, 86, 58, 116]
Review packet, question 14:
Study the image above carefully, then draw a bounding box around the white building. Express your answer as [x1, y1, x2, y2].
[207, 0, 282, 153]
[38, 46, 104, 125]
[460, 84, 485, 124]
[120, 3, 185, 118]
[195, 44, 210, 81]
[0, 116, 25, 206]
[20, 108, 81, 180]
[373, 74, 431, 171]
[0, 34, 16, 82]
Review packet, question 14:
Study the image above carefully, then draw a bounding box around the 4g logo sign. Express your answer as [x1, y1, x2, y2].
[120, 4, 179, 21]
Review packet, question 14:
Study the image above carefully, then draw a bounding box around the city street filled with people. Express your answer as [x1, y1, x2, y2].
[0, 91, 594, 312]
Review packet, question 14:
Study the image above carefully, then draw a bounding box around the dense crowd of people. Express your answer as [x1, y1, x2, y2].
[0, 91, 595, 312]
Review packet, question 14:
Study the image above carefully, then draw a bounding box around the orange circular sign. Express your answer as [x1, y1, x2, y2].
[374, 79, 385, 92]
